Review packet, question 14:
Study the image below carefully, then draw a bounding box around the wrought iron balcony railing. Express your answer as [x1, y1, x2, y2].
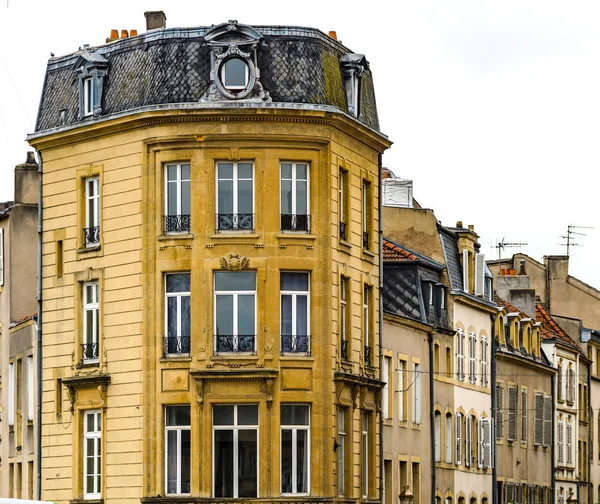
[341, 339, 349, 361]
[280, 214, 310, 233]
[281, 334, 310, 355]
[364, 345, 372, 366]
[84, 226, 100, 246]
[81, 342, 99, 362]
[164, 336, 191, 356]
[164, 214, 191, 234]
[215, 334, 256, 354]
[362, 231, 369, 249]
[216, 213, 254, 232]
[339, 221, 347, 241]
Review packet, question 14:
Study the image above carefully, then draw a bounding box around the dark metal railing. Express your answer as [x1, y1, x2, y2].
[281, 334, 310, 355]
[216, 213, 254, 232]
[339, 221, 347, 241]
[341, 339, 349, 360]
[164, 214, 191, 234]
[280, 214, 310, 233]
[81, 342, 99, 362]
[215, 334, 256, 354]
[364, 345, 372, 366]
[84, 226, 100, 246]
[362, 231, 369, 249]
[164, 336, 191, 356]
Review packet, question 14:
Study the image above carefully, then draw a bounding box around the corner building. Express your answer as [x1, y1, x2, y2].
[28, 16, 390, 504]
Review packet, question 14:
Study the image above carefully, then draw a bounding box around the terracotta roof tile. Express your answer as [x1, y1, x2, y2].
[535, 304, 581, 351]
[383, 240, 418, 261]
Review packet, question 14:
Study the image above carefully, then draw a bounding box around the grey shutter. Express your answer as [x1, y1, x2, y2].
[508, 386, 517, 441]
[477, 418, 483, 468]
[475, 252, 485, 296]
[558, 420, 564, 464]
[566, 422, 573, 465]
[521, 389, 528, 442]
[455, 412, 462, 464]
[462, 249, 469, 291]
[543, 395, 552, 447]
[534, 393, 544, 445]
[482, 418, 492, 468]
[465, 415, 472, 467]
[496, 385, 504, 439]
[517, 484, 523, 504]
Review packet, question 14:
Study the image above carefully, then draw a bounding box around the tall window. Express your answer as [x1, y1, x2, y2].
[558, 360, 564, 401]
[215, 271, 256, 353]
[8, 361, 14, 426]
[445, 414, 452, 463]
[469, 331, 476, 384]
[362, 412, 369, 498]
[496, 385, 504, 439]
[280, 162, 309, 232]
[164, 163, 191, 233]
[363, 286, 372, 365]
[566, 419, 573, 465]
[280, 272, 310, 354]
[558, 418, 564, 464]
[84, 177, 100, 246]
[362, 181, 370, 250]
[281, 405, 310, 495]
[455, 412, 462, 465]
[481, 336, 488, 387]
[478, 417, 492, 469]
[83, 77, 93, 117]
[83, 410, 101, 499]
[465, 414, 473, 467]
[337, 408, 346, 495]
[339, 169, 347, 240]
[27, 355, 34, 422]
[216, 162, 254, 231]
[434, 411, 441, 462]
[383, 356, 392, 420]
[412, 363, 422, 424]
[213, 404, 258, 498]
[456, 328, 465, 381]
[165, 273, 191, 355]
[165, 406, 191, 495]
[0, 227, 4, 286]
[508, 386, 517, 442]
[83, 281, 99, 363]
[521, 389, 528, 443]
[398, 359, 406, 422]
[340, 277, 349, 360]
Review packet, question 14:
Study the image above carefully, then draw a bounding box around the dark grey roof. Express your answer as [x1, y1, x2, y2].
[439, 228, 463, 291]
[34, 24, 381, 133]
[383, 265, 422, 321]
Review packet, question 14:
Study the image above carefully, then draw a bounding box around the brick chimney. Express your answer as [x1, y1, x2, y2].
[145, 11, 166, 30]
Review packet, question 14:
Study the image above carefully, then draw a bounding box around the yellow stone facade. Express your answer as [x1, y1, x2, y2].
[30, 108, 390, 503]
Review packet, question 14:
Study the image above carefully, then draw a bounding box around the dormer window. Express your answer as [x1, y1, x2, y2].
[83, 77, 94, 117]
[221, 57, 249, 91]
[73, 51, 108, 120]
[341, 54, 368, 118]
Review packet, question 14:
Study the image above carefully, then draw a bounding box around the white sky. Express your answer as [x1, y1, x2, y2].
[0, 1, 598, 290]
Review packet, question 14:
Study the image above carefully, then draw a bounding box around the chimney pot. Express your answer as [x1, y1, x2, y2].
[26, 151, 36, 164]
[468, 224, 474, 231]
[518, 259, 527, 276]
[110, 29, 119, 39]
[328, 30, 337, 40]
[130, 29, 138, 36]
[145, 10, 167, 31]
[456, 221, 463, 228]
[121, 29, 129, 38]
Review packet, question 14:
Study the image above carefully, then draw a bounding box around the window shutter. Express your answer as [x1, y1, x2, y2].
[465, 415, 472, 467]
[567, 422, 573, 465]
[516, 484, 523, 504]
[534, 393, 544, 445]
[462, 249, 469, 292]
[521, 389, 528, 443]
[475, 253, 485, 296]
[0, 227, 4, 286]
[558, 420, 564, 464]
[481, 338, 488, 387]
[482, 418, 491, 468]
[455, 412, 462, 464]
[469, 332, 476, 384]
[508, 386, 517, 441]
[8, 361, 14, 426]
[558, 363, 563, 401]
[571, 369, 576, 404]
[496, 385, 504, 439]
[457, 330, 464, 381]
[543, 395, 552, 447]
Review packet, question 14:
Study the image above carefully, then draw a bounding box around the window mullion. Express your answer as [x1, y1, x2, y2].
[233, 294, 239, 351]
[292, 293, 297, 339]
[291, 164, 297, 215]
[177, 428, 182, 494]
[177, 295, 182, 339]
[292, 427, 297, 493]
[233, 163, 239, 216]
[233, 426, 239, 498]
[176, 164, 182, 216]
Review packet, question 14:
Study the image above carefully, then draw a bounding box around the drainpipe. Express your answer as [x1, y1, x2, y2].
[35, 150, 43, 500]
[551, 372, 556, 503]
[429, 331, 436, 504]
[588, 361, 592, 504]
[490, 314, 497, 504]
[378, 153, 384, 504]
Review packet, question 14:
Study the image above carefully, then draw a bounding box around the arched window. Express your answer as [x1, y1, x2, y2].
[456, 328, 465, 381]
[445, 413, 453, 463]
[434, 411, 441, 462]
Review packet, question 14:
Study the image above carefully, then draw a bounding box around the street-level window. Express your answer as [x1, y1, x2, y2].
[164, 163, 191, 233]
[281, 405, 310, 495]
[215, 271, 256, 353]
[165, 406, 191, 495]
[164, 273, 191, 356]
[280, 272, 310, 354]
[280, 162, 309, 232]
[216, 162, 254, 231]
[82, 281, 99, 363]
[337, 407, 346, 495]
[213, 404, 258, 498]
[83, 410, 101, 499]
[84, 177, 100, 247]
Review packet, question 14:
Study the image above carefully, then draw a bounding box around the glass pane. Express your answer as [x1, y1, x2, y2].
[218, 163, 233, 179]
[86, 413, 96, 432]
[281, 429, 293, 493]
[216, 296, 233, 335]
[168, 181, 177, 215]
[297, 296, 308, 336]
[215, 271, 256, 292]
[181, 430, 191, 493]
[296, 181, 307, 214]
[167, 274, 190, 293]
[237, 429, 258, 497]
[238, 295, 255, 336]
[167, 297, 177, 338]
[224, 58, 247, 88]
[86, 284, 94, 303]
[281, 272, 309, 291]
[181, 179, 190, 215]
[214, 430, 234, 497]
[87, 475, 95, 494]
[238, 405, 258, 425]
[297, 429, 308, 493]
[281, 180, 292, 214]
[213, 405, 234, 425]
[218, 180, 233, 214]
[167, 165, 178, 182]
[281, 295, 292, 335]
[296, 164, 308, 180]
[281, 405, 309, 426]
[238, 163, 253, 179]
[166, 430, 178, 493]
[166, 406, 190, 426]
[86, 309, 95, 345]
[280, 163, 292, 180]
[181, 164, 190, 181]
[181, 296, 190, 338]
[87, 196, 95, 227]
[238, 180, 253, 214]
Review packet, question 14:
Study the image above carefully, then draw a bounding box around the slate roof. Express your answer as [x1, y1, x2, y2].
[382, 265, 422, 321]
[34, 24, 381, 133]
[439, 227, 463, 291]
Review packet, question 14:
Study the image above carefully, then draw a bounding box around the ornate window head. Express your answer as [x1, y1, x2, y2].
[202, 20, 270, 102]
[73, 51, 108, 120]
[341, 53, 369, 117]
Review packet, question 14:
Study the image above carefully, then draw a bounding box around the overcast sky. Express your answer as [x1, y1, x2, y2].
[0, 1, 598, 289]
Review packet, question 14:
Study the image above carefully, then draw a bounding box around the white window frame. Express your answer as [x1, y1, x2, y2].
[457, 328, 465, 381]
[164, 273, 191, 356]
[413, 363, 422, 424]
[164, 163, 191, 233]
[165, 406, 191, 495]
[8, 361, 14, 426]
[363, 286, 370, 359]
[478, 417, 492, 469]
[83, 410, 101, 499]
[280, 404, 310, 496]
[340, 277, 347, 347]
[85, 177, 100, 247]
[566, 419, 573, 465]
[445, 414, 453, 464]
[465, 414, 472, 467]
[398, 359, 405, 422]
[280, 272, 310, 354]
[280, 162, 310, 231]
[215, 161, 255, 231]
[469, 331, 476, 384]
[337, 407, 345, 495]
[0, 227, 4, 286]
[455, 412, 462, 465]
[361, 412, 369, 498]
[481, 335, 488, 387]
[558, 418, 564, 464]
[27, 355, 34, 422]
[83, 281, 99, 363]
[462, 249, 469, 291]
[83, 77, 93, 117]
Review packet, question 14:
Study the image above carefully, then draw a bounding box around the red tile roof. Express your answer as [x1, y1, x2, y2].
[383, 240, 418, 261]
[535, 304, 581, 352]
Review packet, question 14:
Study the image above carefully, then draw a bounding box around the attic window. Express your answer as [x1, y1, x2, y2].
[73, 51, 108, 120]
[221, 57, 249, 91]
[341, 53, 368, 118]
[345, 73, 361, 117]
[83, 78, 93, 117]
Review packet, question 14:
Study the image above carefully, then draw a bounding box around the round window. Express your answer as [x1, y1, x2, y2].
[220, 57, 249, 91]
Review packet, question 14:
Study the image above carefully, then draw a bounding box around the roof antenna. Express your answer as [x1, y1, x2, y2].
[559, 224, 594, 256]
[495, 237, 528, 260]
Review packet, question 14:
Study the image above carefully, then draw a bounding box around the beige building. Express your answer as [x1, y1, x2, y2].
[27, 14, 390, 504]
[0, 152, 39, 498]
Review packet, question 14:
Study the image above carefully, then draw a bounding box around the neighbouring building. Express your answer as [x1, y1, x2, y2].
[0, 152, 39, 498]
[27, 13, 391, 504]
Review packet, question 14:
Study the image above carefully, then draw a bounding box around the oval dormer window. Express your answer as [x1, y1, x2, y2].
[221, 57, 249, 92]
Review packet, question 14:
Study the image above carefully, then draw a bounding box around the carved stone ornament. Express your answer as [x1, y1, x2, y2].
[351, 384, 360, 409]
[359, 386, 368, 409]
[220, 253, 250, 271]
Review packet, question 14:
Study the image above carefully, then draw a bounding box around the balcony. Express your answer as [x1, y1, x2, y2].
[216, 213, 254, 232]
[280, 214, 310, 233]
[362, 231, 369, 249]
[164, 336, 191, 356]
[339, 221, 347, 241]
[83, 226, 100, 246]
[364, 345, 372, 366]
[281, 334, 310, 355]
[215, 334, 256, 354]
[341, 339, 349, 361]
[81, 342, 99, 363]
[163, 214, 191, 234]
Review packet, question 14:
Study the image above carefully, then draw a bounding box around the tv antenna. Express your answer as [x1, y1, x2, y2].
[559, 224, 594, 256]
[495, 237, 528, 260]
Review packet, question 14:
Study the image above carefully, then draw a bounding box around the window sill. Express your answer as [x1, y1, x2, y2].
[410, 422, 421, 431]
[383, 419, 394, 426]
[71, 499, 103, 504]
[160, 356, 193, 363]
[398, 420, 409, 428]
[338, 239, 352, 254]
[277, 232, 317, 243]
[158, 233, 194, 241]
[77, 245, 102, 258]
[209, 232, 260, 240]
[280, 355, 315, 361]
[76, 360, 100, 369]
[211, 353, 258, 360]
